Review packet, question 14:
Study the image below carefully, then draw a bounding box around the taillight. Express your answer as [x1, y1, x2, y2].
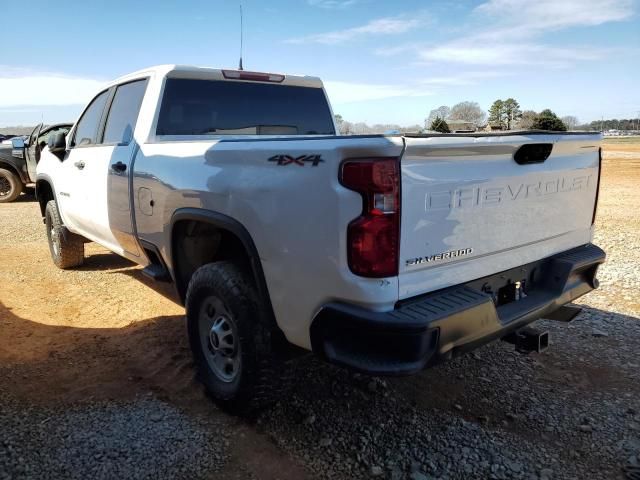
[340, 158, 400, 277]
[592, 147, 602, 225]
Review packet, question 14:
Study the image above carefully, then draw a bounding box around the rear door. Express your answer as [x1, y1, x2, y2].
[101, 78, 148, 257]
[398, 133, 601, 299]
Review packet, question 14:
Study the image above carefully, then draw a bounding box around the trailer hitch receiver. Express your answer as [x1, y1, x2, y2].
[502, 326, 549, 354]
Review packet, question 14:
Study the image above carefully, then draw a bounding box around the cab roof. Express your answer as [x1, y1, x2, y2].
[109, 65, 324, 89]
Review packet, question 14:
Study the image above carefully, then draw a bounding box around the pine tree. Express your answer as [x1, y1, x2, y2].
[430, 117, 451, 133]
[503, 98, 522, 130]
[488, 100, 505, 128]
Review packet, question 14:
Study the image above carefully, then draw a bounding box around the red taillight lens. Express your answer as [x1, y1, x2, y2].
[340, 158, 400, 277]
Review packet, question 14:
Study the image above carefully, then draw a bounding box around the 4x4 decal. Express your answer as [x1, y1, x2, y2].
[268, 154, 324, 166]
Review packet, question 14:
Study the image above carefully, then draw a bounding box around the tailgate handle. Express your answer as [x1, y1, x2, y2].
[514, 144, 553, 165]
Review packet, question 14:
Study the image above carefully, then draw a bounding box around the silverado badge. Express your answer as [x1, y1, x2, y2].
[406, 248, 473, 266]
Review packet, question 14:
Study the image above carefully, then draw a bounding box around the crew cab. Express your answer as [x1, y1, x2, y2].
[36, 65, 605, 409]
[0, 123, 71, 202]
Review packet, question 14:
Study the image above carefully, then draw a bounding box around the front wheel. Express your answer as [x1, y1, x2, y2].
[186, 261, 283, 412]
[45, 200, 84, 269]
[0, 168, 23, 203]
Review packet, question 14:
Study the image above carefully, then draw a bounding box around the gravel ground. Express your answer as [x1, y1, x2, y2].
[258, 307, 640, 480]
[1, 141, 639, 480]
[0, 394, 228, 480]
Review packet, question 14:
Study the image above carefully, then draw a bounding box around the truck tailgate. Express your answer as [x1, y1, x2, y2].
[399, 133, 601, 299]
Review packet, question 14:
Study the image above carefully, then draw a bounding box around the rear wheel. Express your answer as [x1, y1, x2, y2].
[186, 261, 283, 412]
[0, 168, 23, 203]
[45, 200, 84, 269]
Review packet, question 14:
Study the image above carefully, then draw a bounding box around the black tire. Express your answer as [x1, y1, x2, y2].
[186, 261, 283, 413]
[0, 168, 23, 203]
[45, 200, 84, 269]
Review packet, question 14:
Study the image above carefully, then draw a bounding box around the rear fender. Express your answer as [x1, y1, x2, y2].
[168, 208, 274, 316]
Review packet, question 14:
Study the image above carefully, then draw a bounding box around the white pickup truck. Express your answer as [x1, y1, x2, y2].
[37, 65, 605, 409]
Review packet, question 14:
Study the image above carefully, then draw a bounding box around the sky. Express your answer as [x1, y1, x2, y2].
[1, 0, 639, 127]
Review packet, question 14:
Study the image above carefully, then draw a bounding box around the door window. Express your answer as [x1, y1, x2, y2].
[72, 90, 109, 147]
[102, 79, 148, 145]
[28, 124, 42, 147]
[38, 126, 71, 147]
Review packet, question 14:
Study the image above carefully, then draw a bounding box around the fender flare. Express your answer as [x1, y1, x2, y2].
[35, 174, 59, 217]
[168, 208, 275, 320]
[34, 174, 76, 244]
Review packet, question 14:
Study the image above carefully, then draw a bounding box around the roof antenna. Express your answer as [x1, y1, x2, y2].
[238, 2, 244, 70]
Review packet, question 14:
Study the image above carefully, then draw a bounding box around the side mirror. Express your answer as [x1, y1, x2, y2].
[11, 137, 25, 149]
[48, 132, 67, 154]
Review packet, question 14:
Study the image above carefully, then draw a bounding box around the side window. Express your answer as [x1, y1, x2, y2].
[38, 128, 56, 146]
[28, 124, 41, 147]
[72, 90, 109, 147]
[40, 126, 70, 146]
[102, 79, 148, 145]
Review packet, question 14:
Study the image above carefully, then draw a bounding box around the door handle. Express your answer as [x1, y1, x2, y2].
[74, 161, 85, 170]
[111, 161, 127, 173]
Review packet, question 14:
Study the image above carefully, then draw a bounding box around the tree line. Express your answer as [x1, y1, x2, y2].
[333, 115, 422, 135]
[336, 100, 639, 134]
[578, 118, 640, 131]
[427, 99, 570, 133]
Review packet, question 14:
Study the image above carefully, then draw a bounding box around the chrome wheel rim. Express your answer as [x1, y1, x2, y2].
[199, 296, 240, 383]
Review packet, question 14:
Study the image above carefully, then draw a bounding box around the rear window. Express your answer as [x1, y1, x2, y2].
[156, 78, 335, 136]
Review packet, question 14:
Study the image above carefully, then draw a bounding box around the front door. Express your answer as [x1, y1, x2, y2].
[67, 144, 123, 253]
[24, 124, 42, 182]
[58, 90, 110, 236]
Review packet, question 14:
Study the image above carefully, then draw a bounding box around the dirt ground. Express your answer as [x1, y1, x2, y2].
[1, 138, 639, 479]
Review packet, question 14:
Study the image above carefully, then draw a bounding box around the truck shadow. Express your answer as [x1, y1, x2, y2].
[77, 250, 180, 304]
[13, 191, 37, 203]
[0, 299, 195, 406]
[78, 251, 134, 271]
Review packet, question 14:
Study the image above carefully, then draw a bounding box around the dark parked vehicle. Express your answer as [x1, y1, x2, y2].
[0, 134, 19, 142]
[0, 123, 72, 202]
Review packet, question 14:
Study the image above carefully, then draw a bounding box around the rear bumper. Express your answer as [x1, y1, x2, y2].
[310, 243, 605, 375]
